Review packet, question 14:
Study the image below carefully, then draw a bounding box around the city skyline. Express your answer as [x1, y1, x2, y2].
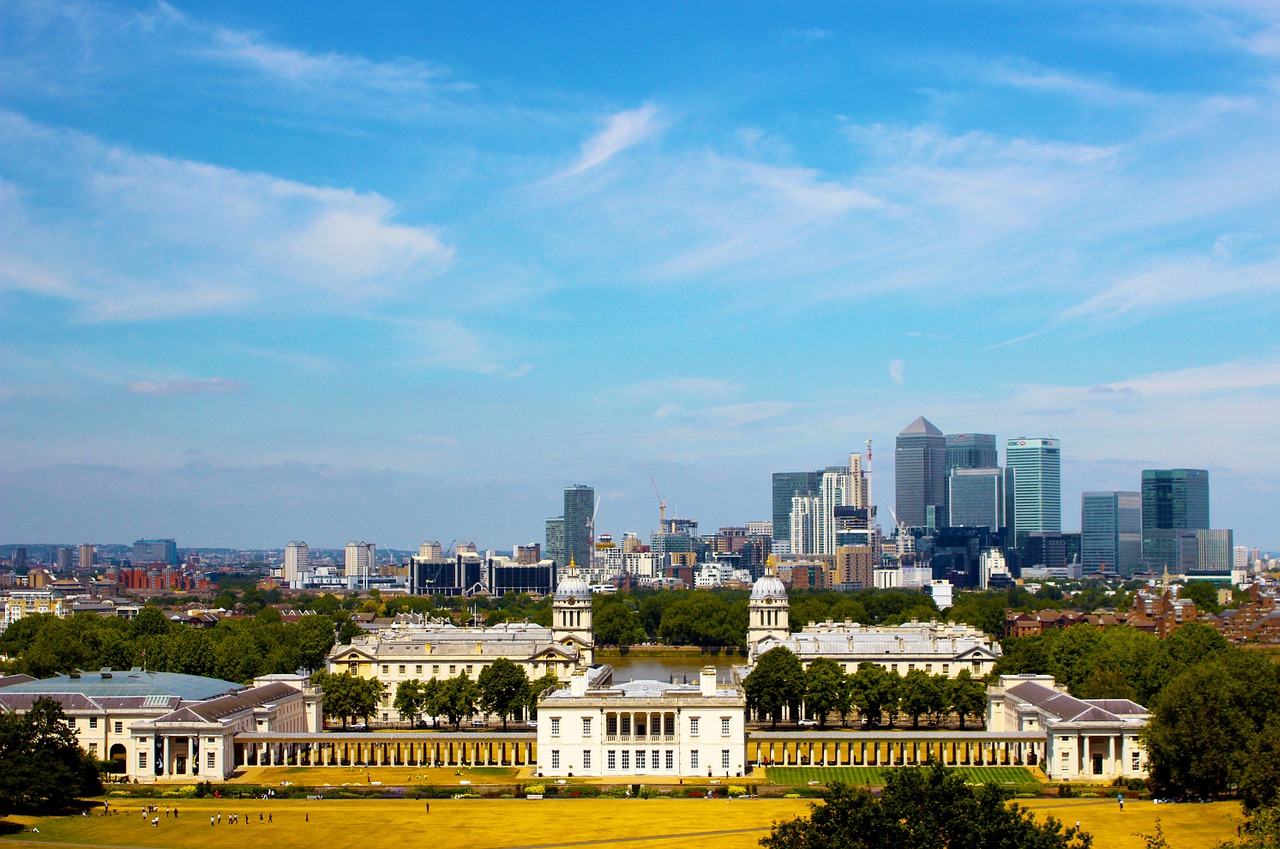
[2, 2, 1279, 550]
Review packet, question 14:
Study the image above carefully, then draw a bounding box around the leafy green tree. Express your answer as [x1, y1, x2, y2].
[761, 764, 1089, 849]
[129, 606, 171, 638]
[898, 669, 945, 729]
[1239, 719, 1280, 811]
[593, 602, 647, 648]
[294, 614, 337, 672]
[947, 669, 987, 730]
[478, 658, 529, 730]
[803, 658, 846, 727]
[1179, 581, 1221, 614]
[311, 671, 381, 729]
[0, 697, 103, 814]
[526, 673, 563, 716]
[1216, 804, 1280, 849]
[851, 662, 899, 727]
[394, 679, 427, 725]
[743, 647, 805, 729]
[439, 673, 479, 729]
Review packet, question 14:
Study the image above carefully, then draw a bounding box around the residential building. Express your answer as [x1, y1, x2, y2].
[1081, 492, 1142, 577]
[545, 517, 565, 567]
[78, 543, 95, 571]
[283, 541, 310, 588]
[344, 541, 376, 589]
[563, 484, 595, 569]
[1005, 438, 1061, 536]
[896, 417, 946, 529]
[132, 539, 178, 566]
[1, 589, 66, 632]
[1195, 528, 1234, 572]
[535, 666, 746, 778]
[772, 471, 821, 545]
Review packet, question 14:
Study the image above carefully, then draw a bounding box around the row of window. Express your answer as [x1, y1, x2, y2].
[78, 717, 124, 733]
[545, 748, 733, 773]
[550, 716, 732, 738]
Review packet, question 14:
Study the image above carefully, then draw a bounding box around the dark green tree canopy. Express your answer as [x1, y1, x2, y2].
[743, 646, 805, 729]
[0, 697, 102, 814]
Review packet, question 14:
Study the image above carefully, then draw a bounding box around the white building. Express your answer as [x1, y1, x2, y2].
[986, 674, 1149, 781]
[283, 541, 310, 589]
[344, 541, 376, 589]
[980, 549, 1010, 590]
[536, 666, 746, 778]
[1, 588, 67, 632]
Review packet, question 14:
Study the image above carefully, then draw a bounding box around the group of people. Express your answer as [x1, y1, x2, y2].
[209, 812, 274, 825]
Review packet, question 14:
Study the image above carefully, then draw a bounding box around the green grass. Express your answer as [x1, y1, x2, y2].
[767, 766, 1039, 788]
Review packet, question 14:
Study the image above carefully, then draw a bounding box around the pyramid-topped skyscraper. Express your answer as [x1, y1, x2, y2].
[895, 416, 946, 529]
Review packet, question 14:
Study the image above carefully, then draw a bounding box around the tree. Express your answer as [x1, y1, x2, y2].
[526, 673, 562, 717]
[478, 658, 529, 730]
[1239, 720, 1280, 812]
[1179, 580, 1221, 614]
[312, 671, 381, 729]
[851, 662, 899, 727]
[947, 669, 987, 730]
[0, 697, 103, 815]
[593, 602, 647, 648]
[743, 647, 805, 729]
[804, 658, 846, 728]
[898, 669, 945, 729]
[293, 614, 337, 672]
[1216, 804, 1280, 849]
[438, 673, 479, 729]
[761, 764, 1089, 849]
[394, 679, 427, 725]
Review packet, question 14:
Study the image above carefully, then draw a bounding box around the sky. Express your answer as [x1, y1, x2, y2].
[2, 1, 1279, 552]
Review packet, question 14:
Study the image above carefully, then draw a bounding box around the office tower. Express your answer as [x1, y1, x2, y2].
[545, 517, 565, 566]
[344, 541, 376, 587]
[948, 468, 1006, 532]
[563, 484, 595, 568]
[1141, 469, 1209, 568]
[896, 417, 946, 529]
[78, 543, 95, 570]
[1080, 492, 1142, 577]
[283, 541, 310, 587]
[56, 548, 72, 571]
[133, 539, 178, 566]
[944, 433, 997, 525]
[1195, 529, 1233, 572]
[772, 471, 821, 544]
[1005, 437, 1062, 536]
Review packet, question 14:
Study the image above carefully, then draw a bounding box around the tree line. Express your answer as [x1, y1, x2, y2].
[742, 647, 988, 730]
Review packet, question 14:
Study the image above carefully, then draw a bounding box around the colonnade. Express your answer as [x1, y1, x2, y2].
[235, 733, 535, 769]
[604, 711, 677, 741]
[747, 733, 1044, 768]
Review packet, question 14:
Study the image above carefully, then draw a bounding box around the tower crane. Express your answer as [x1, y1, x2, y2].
[650, 477, 667, 526]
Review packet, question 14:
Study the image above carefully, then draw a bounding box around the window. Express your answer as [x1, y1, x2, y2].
[607, 751, 616, 770]
[114, 721, 123, 733]
[722, 750, 731, 770]
[664, 715, 675, 735]
[652, 750, 660, 771]
[925, 664, 932, 673]
[891, 664, 898, 673]
[88, 742, 98, 754]
[138, 751, 148, 769]
[621, 715, 631, 735]
[550, 717, 561, 737]
[207, 751, 216, 769]
[583, 751, 592, 770]
[415, 665, 422, 674]
[607, 715, 618, 735]
[349, 662, 358, 674]
[207, 737, 216, 743]
[398, 665, 406, 674]
[908, 664, 915, 672]
[382, 665, 389, 674]
[1132, 751, 1141, 770]
[665, 751, 674, 770]
[582, 717, 592, 736]
[942, 664, 950, 674]
[972, 661, 981, 672]
[89, 717, 98, 729]
[720, 717, 730, 737]
[636, 750, 646, 770]
[449, 665, 457, 675]
[433, 665, 440, 675]
[551, 750, 560, 770]
[690, 750, 699, 770]
[621, 751, 630, 769]
[466, 665, 473, 674]
[690, 717, 700, 736]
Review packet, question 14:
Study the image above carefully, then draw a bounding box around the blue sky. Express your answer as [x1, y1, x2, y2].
[2, 1, 1279, 551]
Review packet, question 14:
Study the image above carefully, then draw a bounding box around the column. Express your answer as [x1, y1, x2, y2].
[1108, 735, 1115, 777]
[162, 735, 171, 775]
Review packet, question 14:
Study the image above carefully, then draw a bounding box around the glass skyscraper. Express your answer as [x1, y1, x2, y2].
[1081, 491, 1142, 577]
[771, 471, 821, 544]
[944, 433, 997, 526]
[947, 468, 1005, 532]
[563, 484, 595, 569]
[1005, 437, 1061, 536]
[895, 416, 946, 529]
[1142, 469, 1209, 568]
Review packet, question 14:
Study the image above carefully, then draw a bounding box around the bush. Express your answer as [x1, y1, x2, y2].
[728, 785, 747, 796]
[525, 784, 546, 796]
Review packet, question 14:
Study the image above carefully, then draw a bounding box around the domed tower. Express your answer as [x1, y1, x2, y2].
[552, 558, 595, 665]
[748, 558, 790, 648]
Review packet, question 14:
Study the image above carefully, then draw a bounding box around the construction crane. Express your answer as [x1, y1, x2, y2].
[651, 477, 667, 526]
[586, 496, 602, 551]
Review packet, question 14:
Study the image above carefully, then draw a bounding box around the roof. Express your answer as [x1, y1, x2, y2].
[156, 682, 301, 723]
[0, 669, 244, 701]
[1005, 680, 1146, 724]
[899, 416, 942, 437]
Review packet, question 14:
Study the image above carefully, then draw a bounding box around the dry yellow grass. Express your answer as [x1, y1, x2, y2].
[0, 795, 1244, 849]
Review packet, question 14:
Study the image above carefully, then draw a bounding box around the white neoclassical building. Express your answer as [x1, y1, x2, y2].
[986, 674, 1149, 781]
[536, 666, 747, 779]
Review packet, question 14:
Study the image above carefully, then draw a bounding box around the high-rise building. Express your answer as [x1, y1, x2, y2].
[56, 548, 73, 571]
[944, 433, 997, 525]
[772, 471, 821, 544]
[1080, 492, 1142, 577]
[896, 417, 946, 529]
[948, 468, 1006, 532]
[1141, 469, 1209, 568]
[78, 543, 95, 571]
[563, 484, 595, 568]
[1005, 437, 1062, 536]
[1195, 529, 1233, 572]
[283, 541, 310, 587]
[545, 517, 565, 566]
[789, 494, 820, 556]
[344, 541, 376, 588]
[133, 539, 178, 566]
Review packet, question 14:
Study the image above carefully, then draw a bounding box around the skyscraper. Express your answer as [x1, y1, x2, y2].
[563, 484, 595, 568]
[948, 468, 1006, 532]
[1081, 492, 1142, 577]
[895, 417, 946, 529]
[344, 541, 375, 588]
[944, 433, 997, 526]
[78, 543, 95, 571]
[772, 471, 821, 544]
[283, 541, 310, 588]
[133, 538, 178, 566]
[1005, 437, 1062, 536]
[1141, 469, 1209, 568]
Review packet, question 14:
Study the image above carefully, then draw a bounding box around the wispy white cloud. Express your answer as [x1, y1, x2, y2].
[127, 377, 246, 396]
[553, 104, 663, 180]
[0, 111, 454, 320]
[888, 359, 905, 385]
[625, 377, 743, 399]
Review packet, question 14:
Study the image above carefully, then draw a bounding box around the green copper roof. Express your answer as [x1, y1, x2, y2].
[5, 668, 243, 701]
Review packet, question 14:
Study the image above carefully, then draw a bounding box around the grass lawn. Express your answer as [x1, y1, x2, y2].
[765, 765, 1040, 789]
[0, 796, 1244, 849]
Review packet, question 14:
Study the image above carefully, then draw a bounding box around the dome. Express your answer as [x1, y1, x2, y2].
[554, 560, 592, 602]
[750, 574, 788, 602]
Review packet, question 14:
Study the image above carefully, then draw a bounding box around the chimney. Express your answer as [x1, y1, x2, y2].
[700, 666, 717, 697]
[570, 669, 588, 697]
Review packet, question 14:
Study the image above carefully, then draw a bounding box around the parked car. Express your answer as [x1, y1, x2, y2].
[797, 718, 817, 727]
